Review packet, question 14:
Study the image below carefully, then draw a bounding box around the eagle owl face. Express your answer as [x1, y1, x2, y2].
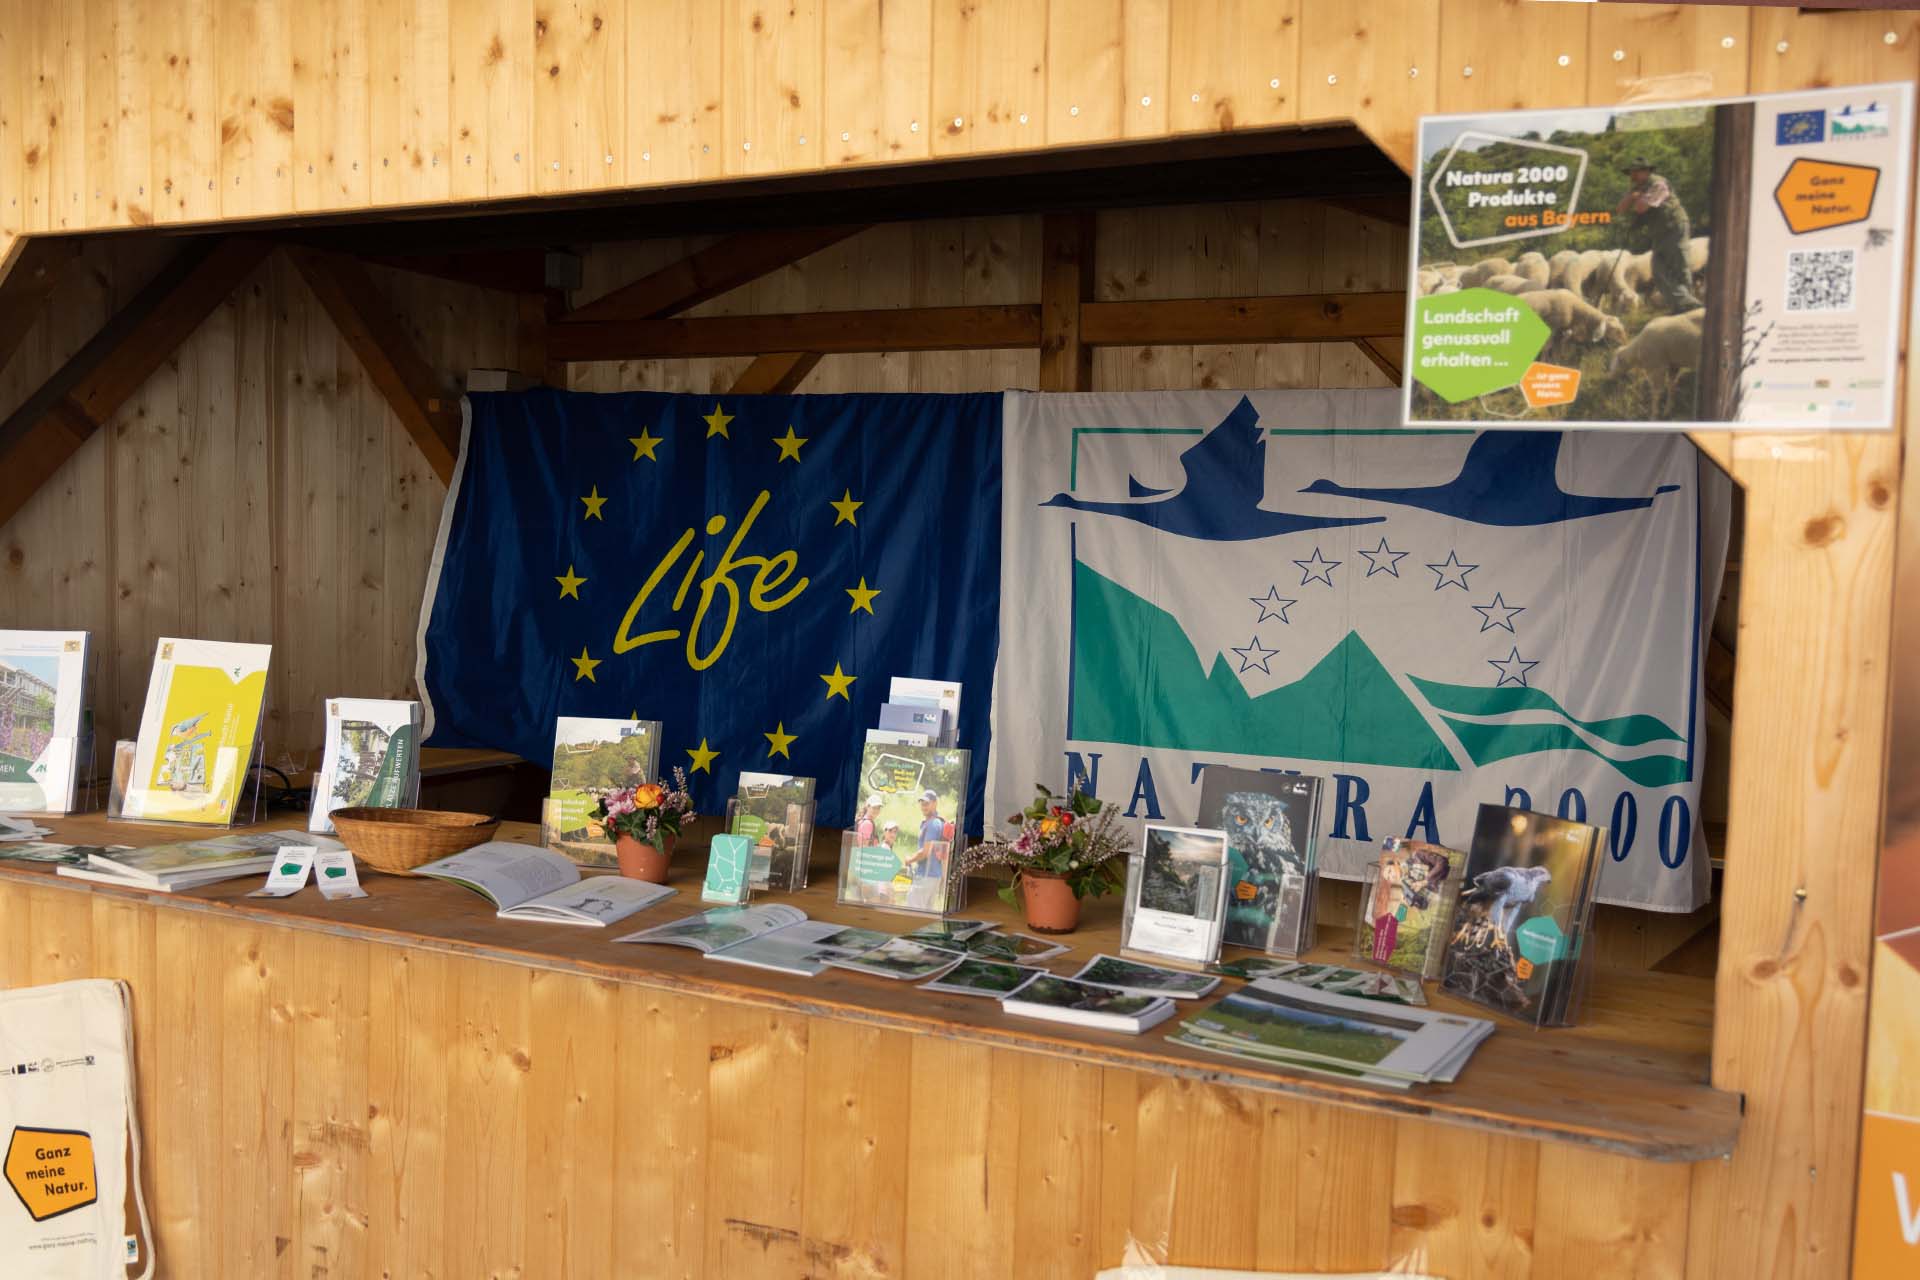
[1220, 791, 1302, 877]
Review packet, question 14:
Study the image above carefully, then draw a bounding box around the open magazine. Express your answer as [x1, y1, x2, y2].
[415, 841, 675, 926]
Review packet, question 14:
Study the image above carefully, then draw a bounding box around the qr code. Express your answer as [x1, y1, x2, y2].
[1785, 248, 1856, 313]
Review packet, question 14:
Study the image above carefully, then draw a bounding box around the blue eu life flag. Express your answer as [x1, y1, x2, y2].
[420, 390, 1003, 829]
[1776, 109, 1825, 146]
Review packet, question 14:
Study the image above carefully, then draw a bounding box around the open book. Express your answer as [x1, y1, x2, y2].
[415, 841, 675, 926]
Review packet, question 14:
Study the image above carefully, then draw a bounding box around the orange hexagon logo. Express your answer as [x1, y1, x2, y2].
[1774, 158, 1881, 234]
[5, 1126, 97, 1222]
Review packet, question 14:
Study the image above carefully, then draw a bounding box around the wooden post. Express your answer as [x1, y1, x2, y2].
[1039, 213, 1094, 392]
[1698, 102, 1753, 422]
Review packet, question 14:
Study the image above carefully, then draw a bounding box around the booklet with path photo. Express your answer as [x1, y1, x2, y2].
[1069, 954, 1221, 999]
[1001, 973, 1176, 1035]
[704, 922, 892, 977]
[615, 904, 809, 953]
[415, 841, 676, 926]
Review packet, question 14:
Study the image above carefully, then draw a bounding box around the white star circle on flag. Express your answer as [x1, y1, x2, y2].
[1426, 550, 1479, 591]
[1472, 592, 1526, 633]
[1293, 547, 1341, 587]
[1249, 585, 1296, 624]
[1358, 537, 1408, 578]
[1488, 646, 1539, 688]
[1232, 635, 1281, 675]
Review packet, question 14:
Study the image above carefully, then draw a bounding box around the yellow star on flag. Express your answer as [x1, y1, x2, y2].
[629, 429, 662, 461]
[764, 722, 796, 759]
[830, 490, 863, 526]
[555, 565, 586, 600]
[846, 578, 880, 615]
[772, 425, 808, 462]
[570, 648, 601, 682]
[703, 403, 734, 439]
[820, 663, 855, 701]
[687, 738, 719, 774]
[580, 486, 607, 520]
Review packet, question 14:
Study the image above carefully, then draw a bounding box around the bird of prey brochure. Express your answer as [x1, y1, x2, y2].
[1438, 803, 1603, 1027]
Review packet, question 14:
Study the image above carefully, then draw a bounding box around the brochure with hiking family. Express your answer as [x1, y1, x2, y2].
[542, 717, 661, 868]
[838, 744, 969, 916]
[415, 841, 676, 925]
[1195, 767, 1323, 957]
[0, 629, 89, 816]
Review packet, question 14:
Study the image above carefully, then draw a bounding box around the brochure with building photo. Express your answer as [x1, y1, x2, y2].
[838, 744, 969, 915]
[1439, 805, 1603, 1026]
[1195, 767, 1324, 956]
[542, 717, 661, 868]
[122, 638, 271, 825]
[729, 771, 815, 891]
[1405, 83, 1914, 429]
[1120, 824, 1231, 967]
[0, 630, 89, 815]
[309, 698, 423, 834]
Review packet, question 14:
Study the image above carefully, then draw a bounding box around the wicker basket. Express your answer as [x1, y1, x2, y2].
[328, 806, 500, 875]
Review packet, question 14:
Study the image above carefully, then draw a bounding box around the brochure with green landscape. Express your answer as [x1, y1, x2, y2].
[542, 717, 661, 868]
[729, 772, 815, 891]
[309, 698, 422, 834]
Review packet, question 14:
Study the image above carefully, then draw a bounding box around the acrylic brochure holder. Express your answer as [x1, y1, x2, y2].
[105, 724, 266, 830]
[725, 796, 815, 893]
[835, 829, 967, 917]
[1432, 866, 1596, 1030]
[1352, 858, 1464, 982]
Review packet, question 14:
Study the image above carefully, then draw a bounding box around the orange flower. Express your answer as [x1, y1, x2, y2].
[633, 783, 665, 810]
[1037, 817, 1061, 836]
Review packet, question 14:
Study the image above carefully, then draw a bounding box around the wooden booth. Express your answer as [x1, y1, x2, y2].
[0, 4, 1912, 1278]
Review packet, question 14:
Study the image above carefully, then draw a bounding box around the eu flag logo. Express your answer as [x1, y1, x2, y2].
[1776, 110, 1825, 146]
[420, 390, 1003, 830]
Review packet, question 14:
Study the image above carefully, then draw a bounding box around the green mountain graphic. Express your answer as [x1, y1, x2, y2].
[1069, 560, 1458, 769]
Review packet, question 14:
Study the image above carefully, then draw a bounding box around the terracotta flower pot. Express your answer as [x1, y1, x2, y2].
[1020, 871, 1080, 934]
[615, 831, 677, 883]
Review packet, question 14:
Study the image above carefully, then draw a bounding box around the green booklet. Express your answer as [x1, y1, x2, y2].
[542, 717, 661, 869]
[701, 834, 754, 905]
[309, 698, 422, 834]
[838, 744, 969, 915]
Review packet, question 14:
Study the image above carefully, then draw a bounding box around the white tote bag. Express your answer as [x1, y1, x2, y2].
[0, 979, 151, 1279]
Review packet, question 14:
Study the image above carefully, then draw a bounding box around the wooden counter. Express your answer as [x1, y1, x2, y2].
[0, 815, 1741, 1278]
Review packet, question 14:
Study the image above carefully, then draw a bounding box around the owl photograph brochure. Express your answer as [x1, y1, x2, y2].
[1196, 767, 1324, 956]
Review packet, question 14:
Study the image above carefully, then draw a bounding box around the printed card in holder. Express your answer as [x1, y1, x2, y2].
[1119, 824, 1231, 969]
[249, 845, 316, 897]
[702, 834, 754, 905]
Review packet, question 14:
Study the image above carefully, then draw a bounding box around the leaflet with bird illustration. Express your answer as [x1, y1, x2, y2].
[1437, 804, 1603, 1026]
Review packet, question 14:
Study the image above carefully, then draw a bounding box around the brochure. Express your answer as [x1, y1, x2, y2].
[1120, 824, 1231, 966]
[122, 637, 272, 824]
[702, 833, 754, 905]
[616, 904, 808, 953]
[900, 919, 996, 946]
[887, 677, 962, 746]
[826, 937, 965, 982]
[0, 630, 88, 815]
[729, 771, 815, 891]
[1195, 766, 1323, 956]
[920, 957, 1047, 997]
[542, 717, 661, 868]
[1179, 978, 1493, 1084]
[1358, 838, 1467, 979]
[309, 698, 422, 834]
[1001, 974, 1175, 1035]
[1207, 957, 1428, 1007]
[1069, 954, 1221, 1000]
[924, 930, 1069, 962]
[704, 922, 891, 977]
[838, 744, 969, 915]
[71, 830, 336, 888]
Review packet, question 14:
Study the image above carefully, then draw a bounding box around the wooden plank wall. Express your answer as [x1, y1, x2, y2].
[0, 874, 1702, 1279]
[0, 245, 518, 757]
[0, 3, 1908, 1276]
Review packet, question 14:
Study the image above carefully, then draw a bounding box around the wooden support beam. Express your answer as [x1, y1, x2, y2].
[547, 293, 1406, 363]
[1039, 213, 1094, 392]
[1080, 293, 1408, 346]
[0, 237, 272, 531]
[549, 305, 1042, 362]
[728, 352, 823, 395]
[515, 291, 568, 387]
[560, 225, 866, 326]
[288, 248, 462, 484]
[0, 237, 85, 377]
[1322, 194, 1412, 227]
[355, 249, 582, 296]
[1354, 337, 1403, 386]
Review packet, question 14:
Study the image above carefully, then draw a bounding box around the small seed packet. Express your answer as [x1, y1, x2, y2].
[314, 847, 368, 900]
[249, 845, 315, 897]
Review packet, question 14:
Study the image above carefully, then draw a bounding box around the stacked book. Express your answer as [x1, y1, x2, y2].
[1171, 976, 1494, 1089]
[56, 831, 338, 892]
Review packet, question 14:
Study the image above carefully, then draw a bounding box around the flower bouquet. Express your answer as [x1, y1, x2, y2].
[956, 785, 1131, 933]
[591, 767, 695, 883]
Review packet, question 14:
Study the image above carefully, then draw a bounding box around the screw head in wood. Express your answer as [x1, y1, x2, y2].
[1612, 49, 1625, 61]
[1269, 78, 1280, 89]
[1721, 36, 1735, 48]
[1886, 31, 1900, 45]
[1068, 106, 1079, 117]
[1556, 54, 1569, 67]
[1462, 66, 1474, 77]
[1139, 96, 1151, 106]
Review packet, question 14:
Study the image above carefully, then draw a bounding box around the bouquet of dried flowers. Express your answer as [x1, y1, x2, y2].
[956, 784, 1131, 904]
[590, 767, 695, 847]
